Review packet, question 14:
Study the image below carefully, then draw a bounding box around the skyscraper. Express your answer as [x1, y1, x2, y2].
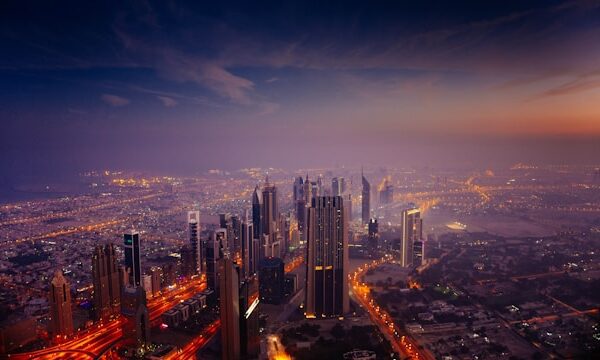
[206, 229, 226, 291]
[121, 286, 150, 347]
[239, 274, 260, 359]
[258, 257, 285, 304]
[361, 170, 371, 224]
[261, 176, 278, 238]
[251, 186, 262, 242]
[368, 218, 379, 253]
[332, 177, 341, 196]
[188, 211, 202, 276]
[92, 243, 120, 320]
[48, 270, 74, 338]
[293, 176, 304, 202]
[241, 213, 256, 278]
[124, 231, 142, 287]
[305, 196, 349, 318]
[401, 208, 422, 267]
[219, 257, 241, 360]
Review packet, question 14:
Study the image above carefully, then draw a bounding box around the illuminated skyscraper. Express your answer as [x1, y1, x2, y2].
[49, 270, 73, 338]
[92, 243, 120, 320]
[219, 257, 241, 360]
[124, 231, 142, 287]
[241, 212, 256, 278]
[361, 169, 371, 224]
[305, 196, 349, 318]
[401, 208, 422, 267]
[188, 211, 202, 275]
[332, 177, 345, 196]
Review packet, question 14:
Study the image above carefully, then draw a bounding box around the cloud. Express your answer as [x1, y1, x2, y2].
[265, 77, 279, 83]
[257, 101, 280, 116]
[156, 95, 177, 107]
[101, 93, 130, 107]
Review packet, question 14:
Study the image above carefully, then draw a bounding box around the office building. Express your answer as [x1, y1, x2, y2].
[188, 211, 202, 275]
[305, 196, 349, 318]
[121, 286, 150, 347]
[206, 229, 226, 291]
[401, 208, 422, 267]
[239, 274, 260, 359]
[124, 231, 142, 287]
[48, 270, 74, 338]
[368, 218, 379, 253]
[252, 186, 262, 241]
[92, 243, 120, 320]
[362, 170, 370, 224]
[219, 258, 241, 360]
[258, 257, 285, 304]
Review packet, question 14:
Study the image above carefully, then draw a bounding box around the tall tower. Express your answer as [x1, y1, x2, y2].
[241, 212, 256, 278]
[206, 229, 226, 291]
[219, 257, 241, 360]
[49, 270, 74, 338]
[92, 246, 110, 319]
[188, 211, 202, 276]
[251, 186, 262, 241]
[124, 232, 142, 287]
[361, 169, 371, 224]
[401, 208, 422, 267]
[332, 177, 341, 196]
[261, 176, 278, 238]
[305, 196, 349, 318]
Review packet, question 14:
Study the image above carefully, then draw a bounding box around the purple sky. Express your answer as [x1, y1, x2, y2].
[1, 1, 599, 181]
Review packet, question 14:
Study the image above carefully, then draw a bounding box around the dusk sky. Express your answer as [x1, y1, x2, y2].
[1, 1, 599, 180]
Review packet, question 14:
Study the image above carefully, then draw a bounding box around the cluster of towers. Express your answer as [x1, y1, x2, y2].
[46, 169, 425, 357]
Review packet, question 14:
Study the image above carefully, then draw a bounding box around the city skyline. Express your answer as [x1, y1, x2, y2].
[1, 1, 599, 183]
[0, 2, 599, 359]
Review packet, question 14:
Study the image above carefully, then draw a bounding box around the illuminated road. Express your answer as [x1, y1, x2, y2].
[350, 256, 434, 360]
[0, 192, 163, 227]
[7, 278, 207, 360]
[166, 319, 220, 360]
[266, 334, 292, 360]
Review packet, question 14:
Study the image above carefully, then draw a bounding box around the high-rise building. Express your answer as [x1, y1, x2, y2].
[346, 194, 353, 223]
[188, 211, 202, 276]
[121, 286, 150, 347]
[49, 270, 74, 338]
[368, 218, 379, 253]
[206, 229, 226, 291]
[305, 196, 349, 318]
[258, 257, 285, 304]
[332, 177, 341, 196]
[293, 176, 304, 202]
[180, 245, 195, 278]
[219, 257, 241, 360]
[261, 177, 278, 238]
[241, 213, 256, 278]
[361, 170, 371, 224]
[378, 177, 394, 205]
[413, 239, 425, 266]
[92, 243, 120, 319]
[124, 231, 142, 287]
[239, 274, 260, 358]
[401, 208, 422, 267]
[251, 186, 262, 241]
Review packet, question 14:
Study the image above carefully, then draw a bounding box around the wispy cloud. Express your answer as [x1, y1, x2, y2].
[101, 93, 130, 107]
[156, 95, 177, 107]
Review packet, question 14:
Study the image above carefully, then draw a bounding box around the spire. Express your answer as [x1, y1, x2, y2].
[265, 173, 270, 185]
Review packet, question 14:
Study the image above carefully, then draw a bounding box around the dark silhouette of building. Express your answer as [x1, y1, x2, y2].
[92, 243, 121, 320]
[361, 170, 371, 224]
[239, 274, 260, 359]
[121, 286, 150, 348]
[258, 257, 285, 304]
[305, 196, 349, 318]
[368, 218, 379, 253]
[124, 231, 142, 287]
[219, 257, 241, 360]
[49, 270, 74, 338]
[206, 229, 226, 291]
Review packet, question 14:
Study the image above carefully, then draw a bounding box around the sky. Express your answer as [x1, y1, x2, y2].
[1, 0, 599, 182]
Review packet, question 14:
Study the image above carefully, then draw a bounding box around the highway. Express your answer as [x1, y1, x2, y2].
[350, 256, 434, 360]
[7, 278, 207, 360]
